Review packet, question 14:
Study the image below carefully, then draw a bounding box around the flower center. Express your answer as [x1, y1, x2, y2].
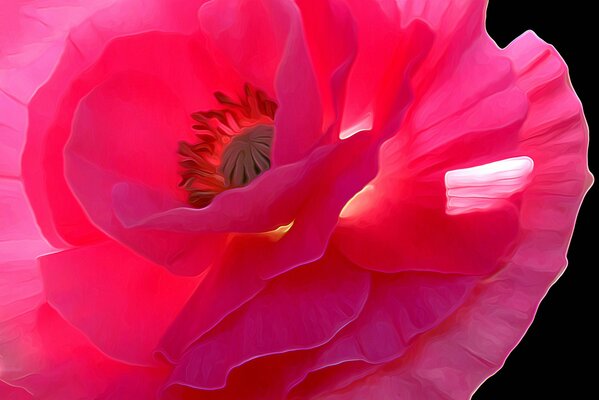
[219, 124, 273, 187]
[177, 84, 277, 208]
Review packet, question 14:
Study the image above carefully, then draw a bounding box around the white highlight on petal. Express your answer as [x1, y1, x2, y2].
[445, 156, 534, 215]
[339, 112, 373, 140]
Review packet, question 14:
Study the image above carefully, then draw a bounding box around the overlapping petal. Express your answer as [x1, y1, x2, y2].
[4, 303, 170, 400]
[2, 0, 591, 399]
[334, 0, 528, 276]
[164, 250, 370, 392]
[303, 29, 592, 400]
[115, 1, 434, 282]
[0, 0, 113, 177]
[22, 0, 210, 247]
[39, 241, 201, 366]
[158, 268, 475, 399]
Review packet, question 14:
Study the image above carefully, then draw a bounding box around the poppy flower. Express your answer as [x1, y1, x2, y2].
[0, 0, 591, 399]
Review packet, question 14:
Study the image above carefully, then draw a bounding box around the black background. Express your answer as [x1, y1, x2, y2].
[474, 1, 595, 398]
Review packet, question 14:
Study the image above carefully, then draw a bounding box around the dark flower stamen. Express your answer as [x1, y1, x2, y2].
[219, 124, 273, 187]
[177, 84, 277, 208]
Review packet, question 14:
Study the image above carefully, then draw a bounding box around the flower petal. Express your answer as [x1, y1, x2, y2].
[115, 18, 435, 281]
[0, 177, 167, 397]
[159, 271, 474, 399]
[0, 0, 113, 177]
[444, 156, 534, 215]
[157, 235, 270, 362]
[334, 4, 529, 276]
[310, 29, 592, 400]
[4, 303, 168, 400]
[39, 241, 201, 366]
[0, 179, 47, 243]
[0, 381, 32, 400]
[332, 0, 402, 135]
[294, 0, 357, 138]
[22, 0, 210, 247]
[284, 273, 474, 399]
[0, 180, 48, 387]
[64, 62, 230, 275]
[163, 250, 370, 391]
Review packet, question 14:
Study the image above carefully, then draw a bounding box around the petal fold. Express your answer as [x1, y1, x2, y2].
[22, 0, 210, 247]
[39, 242, 201, 366]
[312, 28, 592, 400]
[163, 251, 370, 391]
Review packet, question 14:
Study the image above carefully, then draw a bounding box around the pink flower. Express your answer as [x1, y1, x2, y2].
[1, 0, 591, 399]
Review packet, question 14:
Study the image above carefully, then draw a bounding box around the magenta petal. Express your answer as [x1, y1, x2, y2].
[157, 235, 270, 362]
[22, 0, 211, 248]
[0, 172, 48, 392]
[0, 381, 32, 400]
[0, 0, 112, 177]
[198, 0, 287, 96]
[0, 178, 47, 243]
[116, 18, 434, 283]
[311, 273, 474, 366]
[164, 251, 370, 391]
[4, 0, 591, 398]
[269, 0, 325, 166]
[1, 180, 48, 390]
[0, 91, 27, 178]
[159, 271, 474, 399]
[0, 256, 45, 390]
[282, 273, 474, 399]
[4, 304, 168, 400]
[308, 29, 592, 400]
[334, 9, 530, 276]
[64, 68, 229, 275]
[39, 242, 200, 366]
[329, 0, 403, 134]
[295, 0, 357, 136]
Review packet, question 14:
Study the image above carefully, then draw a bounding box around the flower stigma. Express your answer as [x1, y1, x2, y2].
[177, 84, 277, 208]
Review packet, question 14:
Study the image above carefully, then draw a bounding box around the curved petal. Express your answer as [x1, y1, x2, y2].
[285, 273, 474, 399]
[116, 18, 434, 281]
[163, 250, 370, 391]
[332, 0, 402, 135]
[295, 0, 356, 138]
[1, 181, 48, 389]
[0, 178, 168, 397]
[302, 273, 474, 370]
[0, 91, 27, 178]
[157, 235, 270, 362]
[159, 271, 474, 399]
[0, 381, 32, 400]
[0, 178, 47, 243]
[198, 0, 284, 98]
[34, 0, 366, 279]
[311, 30, 592, 400]
[39, 241, 201, 366]
[0, 0, 115, 102]
[0, 175, 46, 389]
[22, 0, 210, 247]
[0, 0, 112, 177]
[0, 257, 44, 389]
[3, 304, 169, 400]
[334, 2, 529, 276]
[64, 61, 229, 275]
